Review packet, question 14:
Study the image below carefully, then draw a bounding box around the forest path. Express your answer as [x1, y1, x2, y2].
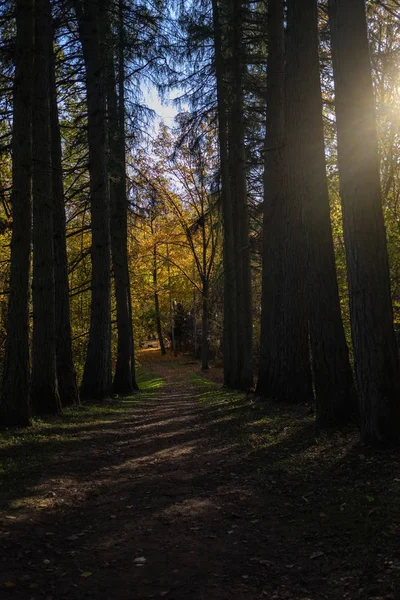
[0, 352, 391, 599]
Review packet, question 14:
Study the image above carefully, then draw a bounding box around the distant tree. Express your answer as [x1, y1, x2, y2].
[329, 0, 400, 442]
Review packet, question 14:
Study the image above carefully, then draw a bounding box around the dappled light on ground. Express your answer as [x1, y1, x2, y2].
[1, 353, 400, 599]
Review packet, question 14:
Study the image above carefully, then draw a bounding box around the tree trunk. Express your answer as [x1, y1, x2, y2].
[257, 0, 313, 404]
[286, 0, 356, 426]
[257, 0, 285, 398]
[50, 33, 80, 407]
[329, 0, 400, 442]
[229, 0, 253, 390]
[105, 5, 137, 395]
[0, 0, 34, 427]
[75, 0, 112, 401]
[153, 244, 166, 355]
[31, 0, 61, 415]
[211, 0, 239, 389]
[201, 279, 209, 371]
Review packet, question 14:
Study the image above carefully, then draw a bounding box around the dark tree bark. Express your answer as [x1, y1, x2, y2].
[229, 0, 253, 390]
[0, 0, 34, 426]
[257, 0, 285, 398]
[286, 0, 356, 426]
[258, 0, 313, 403]
[211, 0, 239, 388]
[75, 0, 112, 401]
[50, 37, 80, 407]
[104, 4, 137, 395]
[329, 0, 400, 442]
[31, 0, 61, 415]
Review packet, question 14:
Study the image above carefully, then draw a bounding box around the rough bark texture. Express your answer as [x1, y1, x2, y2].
[258, 0, 313, 403]
[286, 0, 356, 425]
[0, 0, 34, 426]
[257, 0, 285, 398]
[31, 0, 61, 415]
[229, 0, 253, 390]
[76, 0, 112, 401]
[105, 9, 137, 395]
[329, 0, 400, 442]
[211, 0, 239, 389]
[50, 38, 80, 407]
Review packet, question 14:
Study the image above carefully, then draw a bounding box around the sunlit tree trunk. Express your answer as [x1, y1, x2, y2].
[0, 0, 34, 426]
[329, 0, 400, 442]
[286, 0, 356, 425]
[31, 0, 61, 415]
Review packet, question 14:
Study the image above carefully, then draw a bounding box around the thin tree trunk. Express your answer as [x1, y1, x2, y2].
[211, 0, 239, 389]
[75, 0, 111, 401]
[31, 0, 61, 415]
[0, 0, 34, 426]
[153, 243, 166, 355]
[229, 0, 253, 390]
[201, 279, 209, 371]
[193, 287, 197, 358]
[286, 0, 356, 426]
[166, 244, 176, 356]
[50, 34, 80, 407]
[329, 0, 400, 443]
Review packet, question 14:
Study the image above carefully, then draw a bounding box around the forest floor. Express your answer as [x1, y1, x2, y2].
[1, 350, 400, 600]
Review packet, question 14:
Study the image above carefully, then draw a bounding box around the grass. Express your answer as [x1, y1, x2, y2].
[191, 371, 400, 590]
[0, 369, 164, 510]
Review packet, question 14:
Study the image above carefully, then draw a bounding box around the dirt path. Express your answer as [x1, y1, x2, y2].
[0, 357, 391, 599]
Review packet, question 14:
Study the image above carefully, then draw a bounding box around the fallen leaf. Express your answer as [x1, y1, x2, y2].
[80, 572, 92, 578]
[3, 582, 16, 589]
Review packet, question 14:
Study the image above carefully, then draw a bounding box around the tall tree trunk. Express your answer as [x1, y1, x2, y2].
[229, 0, 253, 390]
[257, 0, 285, 399]
[50, 35, 80, 407]
[211, 0, 239, 389]
[258, 0, 313, 403]
[31, 0, 61, 415]
[328, 0, 400, 443]
[75, 0, 111, 401]
[0, 0, 34, 426]
[201, 279, 209, 371]
[105, 5, 137, 395]
[286, 0, 356, 426]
